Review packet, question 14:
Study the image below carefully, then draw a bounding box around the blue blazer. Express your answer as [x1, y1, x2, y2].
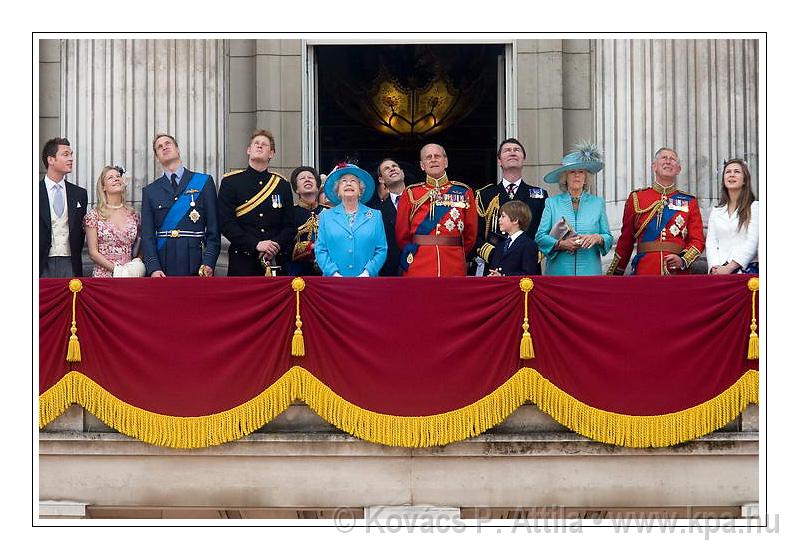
[141, 169, 221, 276]
[535, 191, 613, 276]
[488, 231, 541, 276]
[314, 203, 387, 277]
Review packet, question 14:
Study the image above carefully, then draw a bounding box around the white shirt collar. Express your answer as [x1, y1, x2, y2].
[44, 175, 65, 191]
[502, 177, 521, 189]
[507, 230, 523, 243]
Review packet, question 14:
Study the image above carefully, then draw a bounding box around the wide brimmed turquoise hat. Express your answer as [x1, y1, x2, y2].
[323, 163, 375, 205]
[543, 142, 604, 184]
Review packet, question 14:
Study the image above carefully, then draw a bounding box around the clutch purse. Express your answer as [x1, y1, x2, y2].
[112, 257, 146, 278]
[549, 217, 576, 240]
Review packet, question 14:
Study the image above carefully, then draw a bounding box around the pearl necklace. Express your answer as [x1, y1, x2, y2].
[107, 202, 124, 209]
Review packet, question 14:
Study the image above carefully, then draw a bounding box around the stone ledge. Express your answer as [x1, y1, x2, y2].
[39, 431, 757, 458]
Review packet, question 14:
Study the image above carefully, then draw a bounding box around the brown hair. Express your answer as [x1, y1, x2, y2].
[152, 133, 178, 156]
[250, 129, 276, 152]
[718, 159, 756, 232]
[500, 200, 532, 231]
[41, 137, 71, 170]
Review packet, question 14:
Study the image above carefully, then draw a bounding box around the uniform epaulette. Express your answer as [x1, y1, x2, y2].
[632, 186, 649, 192]
[272, 171, 288, 182]
[476, 183, 495, 192]
[675, 189, 696, 198]
[223, 168, 245, 178]
[450, 180, 471, 190]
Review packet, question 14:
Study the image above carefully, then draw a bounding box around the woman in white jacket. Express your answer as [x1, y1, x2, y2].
[707, 159, 758, 274]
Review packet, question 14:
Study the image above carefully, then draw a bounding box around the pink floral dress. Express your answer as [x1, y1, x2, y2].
[83, 208, 141, 277]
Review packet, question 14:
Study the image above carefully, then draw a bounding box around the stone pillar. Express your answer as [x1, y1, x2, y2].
[57, 39, 226, 209]
[39, 40, 62, 177]
[594, 39, 759, 235]
[253, 40, 302, 180]
[515, 40, 593, 191]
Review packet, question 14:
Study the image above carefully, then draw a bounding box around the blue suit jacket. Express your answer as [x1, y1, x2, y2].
[314, 203, 387, 277]
[488, 231, 541, 276]
[141, 169, 221, 276]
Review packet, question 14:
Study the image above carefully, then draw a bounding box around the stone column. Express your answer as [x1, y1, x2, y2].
[593, 39, 759, 235]
[253, 40, 302, 180]
[55, 39, 226, 209]
[515, 40, 593, 191]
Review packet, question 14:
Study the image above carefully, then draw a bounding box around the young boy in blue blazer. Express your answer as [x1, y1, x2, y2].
[488, 200, 541, 276]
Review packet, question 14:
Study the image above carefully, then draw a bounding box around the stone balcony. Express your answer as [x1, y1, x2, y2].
[39, 403, 758, 520]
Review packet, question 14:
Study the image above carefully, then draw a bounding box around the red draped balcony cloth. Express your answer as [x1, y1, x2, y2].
[39, 276, 759, 449]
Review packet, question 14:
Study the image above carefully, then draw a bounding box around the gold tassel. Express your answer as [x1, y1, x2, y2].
[747, 277, 759, 360]
[519, 277, 535, 359]
[291, 277, 306, 357]
[66, 279, 83, 362]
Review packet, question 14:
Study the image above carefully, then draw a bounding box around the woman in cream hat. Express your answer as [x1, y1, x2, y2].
[535, 143, 614, 275]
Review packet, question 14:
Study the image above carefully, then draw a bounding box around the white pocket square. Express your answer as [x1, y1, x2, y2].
[76, 202, 82, 208]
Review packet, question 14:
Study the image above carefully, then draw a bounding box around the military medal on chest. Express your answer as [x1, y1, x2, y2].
[186, 189, 201, 223]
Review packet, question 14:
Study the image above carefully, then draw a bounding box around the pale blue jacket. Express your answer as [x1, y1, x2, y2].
[535, 192, 614, 276]
[314, 203, 387, 277]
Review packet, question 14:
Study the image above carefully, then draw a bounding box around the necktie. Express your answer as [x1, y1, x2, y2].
[53, 184, 65, 217]
[394, 195, 400, 209]
[503, 236, 512, 254]
[170, 173, 179, 196]
[507, 183, 516, 197]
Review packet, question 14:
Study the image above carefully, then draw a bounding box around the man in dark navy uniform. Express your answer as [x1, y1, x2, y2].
[474, 138, 548, 275]
[218, 129, 295, 276]
[141, 133, 221, 277]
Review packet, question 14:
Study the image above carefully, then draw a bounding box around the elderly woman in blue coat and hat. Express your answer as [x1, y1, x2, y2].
[535, 142, 614, 276]
[314, 163, 387, 277]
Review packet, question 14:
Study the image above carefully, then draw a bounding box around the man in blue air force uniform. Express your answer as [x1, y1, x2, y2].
[141, 133, 221, 277]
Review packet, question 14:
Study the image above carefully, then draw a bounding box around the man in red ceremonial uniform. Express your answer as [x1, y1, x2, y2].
[607, 147, 704, 275]
[396, 143, 477, 276]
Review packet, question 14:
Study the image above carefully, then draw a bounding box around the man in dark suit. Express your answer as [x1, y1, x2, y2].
[376, 158, 406, 276]
[39, 137, 87, 278]
[141, 133, 220, 277]
[474, 138, 548, 275]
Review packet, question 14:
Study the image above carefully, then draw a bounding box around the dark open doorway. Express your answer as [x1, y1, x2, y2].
[315, 44, 505, 190]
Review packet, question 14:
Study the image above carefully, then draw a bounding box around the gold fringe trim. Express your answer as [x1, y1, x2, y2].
[39, 367, 759, 449]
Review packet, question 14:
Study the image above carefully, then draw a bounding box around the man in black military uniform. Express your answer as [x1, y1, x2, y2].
[218, 129, 295, 276]
[141, 133, 220, 277]
[474, 138, 548, 275]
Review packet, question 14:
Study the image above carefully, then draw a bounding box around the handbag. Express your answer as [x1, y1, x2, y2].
[549, 217, 576, 240]
[113, 257, 146, 278]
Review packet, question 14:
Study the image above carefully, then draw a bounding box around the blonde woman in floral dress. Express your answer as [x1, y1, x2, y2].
[83, 166, 142, 277]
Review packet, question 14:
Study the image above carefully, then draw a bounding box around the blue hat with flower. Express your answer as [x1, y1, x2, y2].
[543, 142, 604, 184]
[323, 163, 375, 205]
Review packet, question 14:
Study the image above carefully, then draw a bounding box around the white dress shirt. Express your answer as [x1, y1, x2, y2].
[706, 201, 759, 271]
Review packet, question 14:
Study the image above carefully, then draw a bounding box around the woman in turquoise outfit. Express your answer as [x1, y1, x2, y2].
[535, 143, 613, 275]
[314, 163, 387, 277]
